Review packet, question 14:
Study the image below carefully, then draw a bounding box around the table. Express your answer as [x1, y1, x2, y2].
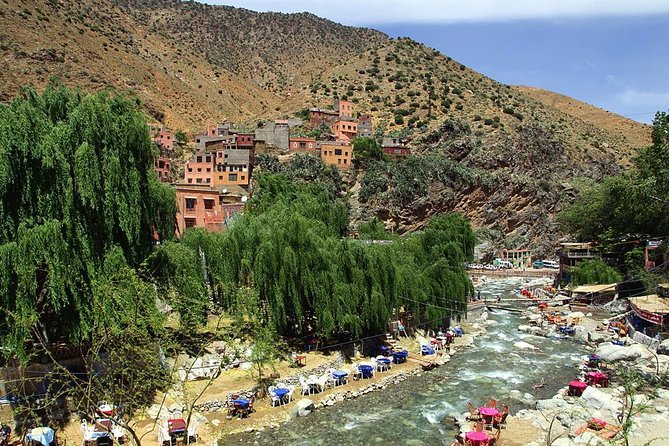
[273, 387, 290, 402]
[26, 427, 54, 446]
[568, 380, 588, 396]
[392, 351, 408, 364]
[294, 355, 306, 366]
[588, 371, 608, 386]
[465, 430, 490, 446]
[479, 407, 499, 417]
[97, 404, 116, 416]
[94, 419, 112, 433]
[231, 399, 249, 409]
[333, 370, 349, 384]
[358, 365, 374, 379]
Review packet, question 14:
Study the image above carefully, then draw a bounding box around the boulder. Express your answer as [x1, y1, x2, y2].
[536, 394, 570, 411]
[595, 343, 653, 362]
[518, 325, 531, 333]
[580, 386, 622, 413]
[514, 341, 538, 350]
[587, 331, 609, 343]
[291, 399, 315, 417]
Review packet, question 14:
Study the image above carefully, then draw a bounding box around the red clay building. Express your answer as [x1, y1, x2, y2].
[331, 119, 358, 142]
[289, 137, 318, 154]
[309, 108, 339, 127]
[174, 184, 245, 235]
[236, 133, 255, 149]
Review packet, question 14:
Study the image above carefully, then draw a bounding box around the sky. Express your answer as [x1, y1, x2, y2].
[211, 1, 669, 123]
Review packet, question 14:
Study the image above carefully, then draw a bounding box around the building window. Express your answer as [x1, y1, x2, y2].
[205, 178, 210, 183]
[196, 156, 202, 162]
[335, 149, 342, 156]
[197, 168, 202, 172]
[229, 173, 238, 181]
[204, 199, 215, 210]
[185, 198, 197, 210]
[185, 218, 196, 228]
[158, 160, 165, 168]
[219, 175, 223, 180]
[344, 159, 347, 164]
[308, 143, 313, 148]
[188, 168, 193, 172]
[196, 178, 202, 184]
[188, 179, 192, 184]
[241, 175, 245, 180]
[166, 163, 170, 170]
[344, 152, 348, 156]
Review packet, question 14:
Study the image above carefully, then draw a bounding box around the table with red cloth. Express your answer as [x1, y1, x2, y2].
[167, 419, 187, 435]
[465, 430, 490, 445]
[587, 371, 608, 386]
[568, 380, 588, 396]
[479, 406, 500, 426]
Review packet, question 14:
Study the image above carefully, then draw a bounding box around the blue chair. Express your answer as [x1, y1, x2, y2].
[421, 345, 435, 355]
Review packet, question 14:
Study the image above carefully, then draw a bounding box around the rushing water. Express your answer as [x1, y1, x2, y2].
[232, 277, 587, 445]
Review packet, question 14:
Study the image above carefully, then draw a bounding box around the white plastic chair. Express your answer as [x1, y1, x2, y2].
[351, 365, 362, 380]
[299, 376, 311, 395]
[268, 386, 281, 407]
[286, 385, 295, 403]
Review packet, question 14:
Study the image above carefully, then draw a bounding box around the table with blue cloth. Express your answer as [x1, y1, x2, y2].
[392, 351, 408, 364]
[26, 427, 54, 446]
[273, 388, 290, 403]
[232, 398, 249, 409]
[358, 365, 374, 379]
[377, 357, 391, 365]
[332, 370, 349, 385]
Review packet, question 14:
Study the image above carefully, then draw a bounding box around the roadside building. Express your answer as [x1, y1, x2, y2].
[569, 284, 617, 306]
[558, 242, 598, 282]
[627, 293, 669, 345]
[319, 140, 353, 168]
[501, 249, 532, 268]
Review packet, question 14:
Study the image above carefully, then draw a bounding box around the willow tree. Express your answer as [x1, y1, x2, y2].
[0, 82, 176, 358]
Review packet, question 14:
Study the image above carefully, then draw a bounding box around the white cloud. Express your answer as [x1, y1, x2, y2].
[616, 88, 669, 108]
[209, 1, 669, 25]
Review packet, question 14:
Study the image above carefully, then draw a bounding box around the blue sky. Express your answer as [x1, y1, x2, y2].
[212, 1, 669, 123]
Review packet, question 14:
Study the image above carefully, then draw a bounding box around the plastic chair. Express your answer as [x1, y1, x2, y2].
[466, 402, 482, 421]
[299, 376, 311, 396]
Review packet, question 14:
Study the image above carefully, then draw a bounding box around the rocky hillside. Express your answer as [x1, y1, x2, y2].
[0, 0, 653, 248]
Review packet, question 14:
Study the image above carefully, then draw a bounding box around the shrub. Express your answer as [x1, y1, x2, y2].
[394, 115, 405, 125]
[503, 106, 515, 115]
[473, 115, 482, 121]
[484, 118, 494, 125]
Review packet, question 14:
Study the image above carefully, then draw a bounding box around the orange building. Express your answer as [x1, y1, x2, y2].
[331, 119, 358, 141]
[174, 184, 245, 235]
[213, 149, 251, 187]
[154, 149, 172, 182]
[319, 141, 353, 168]
[289, 137, 318, 154]
[184, 152, 215, 185]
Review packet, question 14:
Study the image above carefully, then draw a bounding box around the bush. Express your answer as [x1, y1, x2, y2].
[513, 112, 524, 121]
[484, 118, 493, 125]
[394, 115, 405, 125]
[503, 106, 515, 115]
[473, 115, 482, 121]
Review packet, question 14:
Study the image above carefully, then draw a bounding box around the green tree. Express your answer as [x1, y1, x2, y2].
[352, 137, 384, 162]
[570, 259, 622, 286]
[0, 82, 176, 359]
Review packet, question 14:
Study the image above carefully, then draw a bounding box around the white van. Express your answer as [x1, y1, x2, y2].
[542, 260, 559, 269]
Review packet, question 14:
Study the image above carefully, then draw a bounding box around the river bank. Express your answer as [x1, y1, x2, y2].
[509, 300, 669, 445]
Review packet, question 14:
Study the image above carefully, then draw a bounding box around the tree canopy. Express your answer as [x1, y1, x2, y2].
[570, 259, 623, 286]
[559, 111, 669, 241]
[0, 83, 176, 358]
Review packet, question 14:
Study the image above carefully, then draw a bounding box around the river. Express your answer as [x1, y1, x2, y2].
[231, 277, 587, 445]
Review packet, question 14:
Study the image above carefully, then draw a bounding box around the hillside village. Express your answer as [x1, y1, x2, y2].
[151, 100, 411, 234]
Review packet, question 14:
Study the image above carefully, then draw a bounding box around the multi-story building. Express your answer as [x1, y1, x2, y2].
[154, 147, 173, 182]
[358, 114, 373, 138]
[319, 141, 353, 168]
[174, 184, 245, 234]
[184, 152, 215, 185]
[331, 119, 358, 141]
[335, 100, 354, 119]
[558, 242, 598, 282]
[213, 149, 251, 187]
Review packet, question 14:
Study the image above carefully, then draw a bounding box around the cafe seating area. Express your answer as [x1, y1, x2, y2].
[458, 399, 508, 445]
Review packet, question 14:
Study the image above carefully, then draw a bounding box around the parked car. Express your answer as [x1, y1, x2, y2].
[532, 260, 544, 269]
[542, 260, 559, 269]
